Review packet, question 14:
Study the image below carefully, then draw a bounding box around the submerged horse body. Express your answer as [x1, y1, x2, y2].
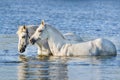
[17, 25, 83, 56]
[30, 21, 117, 56]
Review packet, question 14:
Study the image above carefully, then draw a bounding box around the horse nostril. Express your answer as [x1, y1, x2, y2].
[30, 38, 35, 44]
[20, 49, 22, 53]
[19, 48, 25, 53]
[30, 39, 33, 42]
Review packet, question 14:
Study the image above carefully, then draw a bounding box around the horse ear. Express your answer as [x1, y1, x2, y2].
[41, 20, 45, 27]
[23, 25, 26, 29]
[22, 25, 27, 32]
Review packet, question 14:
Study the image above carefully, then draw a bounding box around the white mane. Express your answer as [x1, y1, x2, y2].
[45, 24, 65, 39]
[17, 25, 38, 37]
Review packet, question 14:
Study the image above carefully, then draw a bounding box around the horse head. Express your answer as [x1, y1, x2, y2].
[16, 25, 29, 53]
[30, 20, 48, 45]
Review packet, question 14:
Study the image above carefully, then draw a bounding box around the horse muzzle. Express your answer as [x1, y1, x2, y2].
[30, 38, 36, 45]
[19, 45, 26, 53]
[19, 48, 25, 53]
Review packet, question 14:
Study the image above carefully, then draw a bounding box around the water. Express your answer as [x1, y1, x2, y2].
[0, 0, 120, 80]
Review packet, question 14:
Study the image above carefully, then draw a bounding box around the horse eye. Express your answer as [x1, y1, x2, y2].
[22, 36, 25, 38]
[38, 30, 43, 32]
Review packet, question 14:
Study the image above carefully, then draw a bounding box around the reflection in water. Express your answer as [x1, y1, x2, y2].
[0, 54, 120, 80]
[18, 56, 68, 80]
[67, 56, 119, 80]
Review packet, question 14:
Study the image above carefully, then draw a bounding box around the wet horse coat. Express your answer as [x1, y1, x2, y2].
[30, 21, 117, 56]
[17, 25, 83, 56]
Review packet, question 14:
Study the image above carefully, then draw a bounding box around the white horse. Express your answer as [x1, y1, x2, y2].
[16, 25, 83, 56]
[30, 20, 117, 56]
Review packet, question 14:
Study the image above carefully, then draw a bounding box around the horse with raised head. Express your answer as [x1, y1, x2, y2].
[16, 25, 83, 56]
[30, 20, 117, 56]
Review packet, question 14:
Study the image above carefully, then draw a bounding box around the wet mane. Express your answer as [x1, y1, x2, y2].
[17, 25, 38, 36]
[45, 24, 65, 39]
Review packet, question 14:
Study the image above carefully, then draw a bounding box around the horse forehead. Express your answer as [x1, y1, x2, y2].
[17, 25, 28, 33]
[18, 32, 27, 37]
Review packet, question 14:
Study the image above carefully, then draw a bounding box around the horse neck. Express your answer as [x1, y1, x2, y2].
[46, 26, 66, 53]
[47, 26, 66, 44]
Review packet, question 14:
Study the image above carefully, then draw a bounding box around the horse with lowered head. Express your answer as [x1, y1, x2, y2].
[16, 25, 50, 55]
[30, 20, 117, 56]
[16, 25, 83, 56]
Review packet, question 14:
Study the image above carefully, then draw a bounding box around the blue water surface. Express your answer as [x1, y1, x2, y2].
[0, 0, 120, 80]
[0, 0, 120, 37]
